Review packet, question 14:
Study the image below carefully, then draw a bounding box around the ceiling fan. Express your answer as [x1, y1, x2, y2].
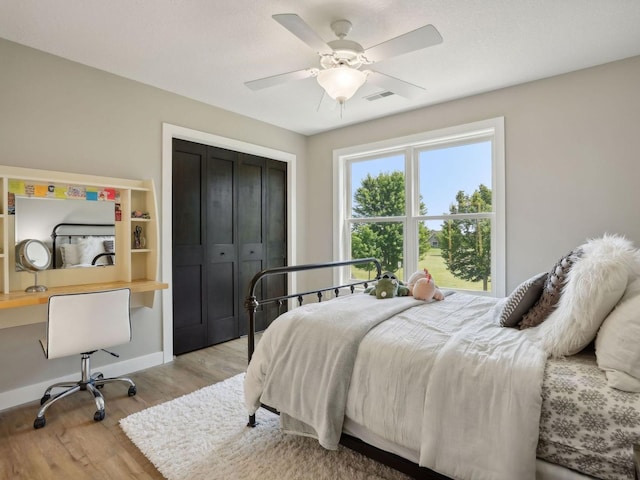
[245, 14, 443, 106]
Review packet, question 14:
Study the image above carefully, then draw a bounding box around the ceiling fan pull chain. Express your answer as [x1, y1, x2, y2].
[316, 90, 326, 113]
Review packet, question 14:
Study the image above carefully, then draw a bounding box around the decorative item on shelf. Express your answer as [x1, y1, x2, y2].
[115, 203, 122, 221]
[133, 225, 146, 249]
[8, 192, 15, 215]
[131, 210, 150, 219]
[15, 239, 51, 292]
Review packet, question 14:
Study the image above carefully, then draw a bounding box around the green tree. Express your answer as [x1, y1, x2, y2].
[438, 184, 492, 290]
[351, 171, 430, 274]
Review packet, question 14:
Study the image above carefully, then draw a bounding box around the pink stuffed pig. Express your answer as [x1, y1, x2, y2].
[407, 268, 444, 301]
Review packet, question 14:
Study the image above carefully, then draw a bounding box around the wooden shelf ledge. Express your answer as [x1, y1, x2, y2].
[0, 280, 168, 310]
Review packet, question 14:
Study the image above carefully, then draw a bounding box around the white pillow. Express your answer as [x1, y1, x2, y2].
[538, 234, 640, 357]
[595, 277, 640, 391]
[59, 243, 81, 267]
[76, 237, 108, 265]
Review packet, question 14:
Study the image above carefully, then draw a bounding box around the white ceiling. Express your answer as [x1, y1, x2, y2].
[2, 1, 640, 136]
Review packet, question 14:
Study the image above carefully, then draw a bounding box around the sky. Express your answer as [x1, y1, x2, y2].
[350, 141, 492, 225]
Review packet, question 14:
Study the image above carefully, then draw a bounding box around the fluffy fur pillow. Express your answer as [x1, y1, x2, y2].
[595, 277, 640, 391]
[538, 234, 640, 357]
[499, 272, 547, 327]
[77, 237, 109, 265]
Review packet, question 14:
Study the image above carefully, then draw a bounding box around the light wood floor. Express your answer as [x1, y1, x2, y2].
[0, 337, 249, 480]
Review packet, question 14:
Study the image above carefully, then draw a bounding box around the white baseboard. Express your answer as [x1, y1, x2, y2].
[0, 351, 165, 412]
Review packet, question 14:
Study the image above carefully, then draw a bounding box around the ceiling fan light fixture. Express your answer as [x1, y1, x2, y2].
[317, 66, 367, 104]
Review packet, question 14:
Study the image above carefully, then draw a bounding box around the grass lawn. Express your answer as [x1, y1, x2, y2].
[418, 248, 489, 291]
[352, 248, 490, 292]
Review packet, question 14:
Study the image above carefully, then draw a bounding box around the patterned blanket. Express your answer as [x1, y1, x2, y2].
[539, 350, 640, 480]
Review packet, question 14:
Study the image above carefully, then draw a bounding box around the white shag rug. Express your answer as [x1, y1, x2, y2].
[120, 373, 410, 480]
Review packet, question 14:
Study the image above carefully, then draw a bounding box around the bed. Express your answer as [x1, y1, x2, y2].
[51, 222, 115, 268]
[244, 235, 640, 480]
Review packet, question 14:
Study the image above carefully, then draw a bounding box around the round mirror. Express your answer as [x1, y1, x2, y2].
[16, 239, 51, 292]
[17, 239, 52, 271]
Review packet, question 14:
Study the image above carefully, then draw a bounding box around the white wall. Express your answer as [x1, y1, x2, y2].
[0, 38, 307, 408]
[306, 55, 640, 292]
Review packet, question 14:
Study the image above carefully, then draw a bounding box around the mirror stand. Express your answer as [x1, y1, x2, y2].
[25, 271, 47, 293]
[16, 239, 52, 293]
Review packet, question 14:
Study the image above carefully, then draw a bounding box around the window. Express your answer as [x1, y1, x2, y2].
[333, 117, 505, 296]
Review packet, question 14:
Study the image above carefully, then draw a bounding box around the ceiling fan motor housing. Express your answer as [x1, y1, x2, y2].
[323, 39, 365, 68]
[320, 19, 366, 69]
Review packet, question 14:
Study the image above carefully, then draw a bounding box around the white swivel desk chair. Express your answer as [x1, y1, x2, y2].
[34, 288, 137, 429]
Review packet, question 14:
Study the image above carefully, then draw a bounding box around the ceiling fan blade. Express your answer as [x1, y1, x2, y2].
[273, 14, 333, 55]
[366, 71, 426, 99]
[364, 25, 442, 63]
[245, 69, 316, 91]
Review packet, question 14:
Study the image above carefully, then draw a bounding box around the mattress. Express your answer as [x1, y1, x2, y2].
[538, 349, 640, 480]
[342, 419, 598, 480]
[343, 346, 640, 480]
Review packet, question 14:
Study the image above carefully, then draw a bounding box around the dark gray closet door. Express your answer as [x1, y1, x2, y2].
[172, 139, 208, 354]
[172, 139, 287, 354]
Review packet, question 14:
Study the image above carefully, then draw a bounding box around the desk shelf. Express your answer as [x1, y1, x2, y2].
[0, 280, 168, 329]
[0, 165, 165, 308]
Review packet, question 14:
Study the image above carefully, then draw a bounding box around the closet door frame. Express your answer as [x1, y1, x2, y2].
[161, 123, 297, 363]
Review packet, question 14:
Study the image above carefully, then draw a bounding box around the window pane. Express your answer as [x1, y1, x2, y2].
[339, 118, 504, 296]
[419, 219, 491, 292]
[350, 221, 404, 278]
[419, 142, 492, 216]
[351, 155, 405, 218]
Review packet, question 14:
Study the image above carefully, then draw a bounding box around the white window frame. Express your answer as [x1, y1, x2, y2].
[333, 117, 505, 297]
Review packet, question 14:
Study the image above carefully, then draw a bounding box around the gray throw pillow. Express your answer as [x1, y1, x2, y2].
[519, 249, 582, 329]
[499, 272, 548, 327]
[103, 239, 115, 265]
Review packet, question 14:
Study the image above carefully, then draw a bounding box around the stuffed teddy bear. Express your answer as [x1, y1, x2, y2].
[364, 271, 410, 299]
[407, 268, 444, 301]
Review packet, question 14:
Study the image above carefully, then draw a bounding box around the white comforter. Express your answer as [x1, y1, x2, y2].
[245, 293, 547, 480]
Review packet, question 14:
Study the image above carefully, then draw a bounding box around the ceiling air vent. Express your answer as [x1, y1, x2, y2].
[365, 91, 395, 101]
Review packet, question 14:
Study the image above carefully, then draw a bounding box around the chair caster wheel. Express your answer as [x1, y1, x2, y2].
[94, 410, 105, 422]
[128, 386, 137, 397]
[34, 417, 46, 429]
[40, 394, 50, 405]
[95, 373, 104, 389]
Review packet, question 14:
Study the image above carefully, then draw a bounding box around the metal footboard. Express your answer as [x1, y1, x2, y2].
[244, 257, 381, 427]
[244, 257, 382, 363]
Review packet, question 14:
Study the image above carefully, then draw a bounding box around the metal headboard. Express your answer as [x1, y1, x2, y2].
[51, 222, 115, 268]
[244, 257, 382, 364]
